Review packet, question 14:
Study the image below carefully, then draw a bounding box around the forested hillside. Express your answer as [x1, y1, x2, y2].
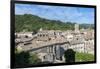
[15, 14, 94, 32]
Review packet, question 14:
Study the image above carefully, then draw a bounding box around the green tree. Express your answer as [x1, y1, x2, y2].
[15, 14, 75, 32]
[29, 53, 41, 64]
[64, 49, 76, 63]
[15, 51, 41, 67]
[15, 51, 30, 67]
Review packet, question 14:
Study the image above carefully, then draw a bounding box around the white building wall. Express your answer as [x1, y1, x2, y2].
[69, 43, 84, 53]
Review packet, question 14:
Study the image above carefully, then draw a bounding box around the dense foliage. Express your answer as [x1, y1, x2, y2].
[64, 49, 94, 63]
[15, 51, 41, 67]
[64, 49, 76, 63]
[15, 14, 94, 32]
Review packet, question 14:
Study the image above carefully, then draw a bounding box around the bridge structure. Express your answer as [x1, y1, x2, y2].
[17, 36, 85, 63]
[16, 36, 73, 63]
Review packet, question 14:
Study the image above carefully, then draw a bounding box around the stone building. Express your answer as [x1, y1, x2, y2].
[15, 25, 94, 63]
[75, 24, 80, 33]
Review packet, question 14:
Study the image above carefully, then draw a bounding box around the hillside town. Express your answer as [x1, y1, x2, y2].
[15, 24, 94, 63]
